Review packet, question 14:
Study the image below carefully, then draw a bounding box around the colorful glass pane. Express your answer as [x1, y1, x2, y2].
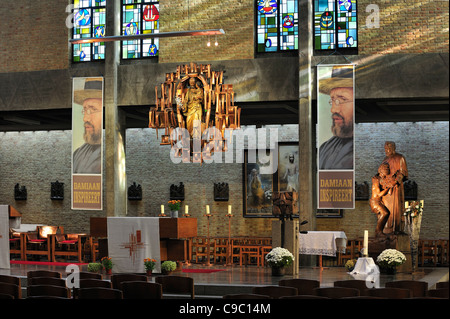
[72, 1, 106, 62]
[122, 0, 159, 59]
[257, 0, 298, 53]
[314, 0, 357, 50]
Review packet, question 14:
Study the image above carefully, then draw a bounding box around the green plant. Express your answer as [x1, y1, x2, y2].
[376, 249, 406, 268]
[345, 259, 357, 272]
[87, 262, 102, 273]
[168, 200, 181, 211]
[161, 260, 177, 272]
[265, 247, 294, 268]
[144, 258, 156, 271]
[101, 256, 113, 270]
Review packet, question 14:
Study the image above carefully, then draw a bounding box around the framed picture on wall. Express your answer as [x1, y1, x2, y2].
[277, 142, 299, 193]
[243, 149, 277, 217]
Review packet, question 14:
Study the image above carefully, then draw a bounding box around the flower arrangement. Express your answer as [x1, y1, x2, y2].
[376, 249, 406, 269]
[101, 256, 113, 270]
[168, 200, 181, 211]
[345, 259, 357, 272]
[265, 247, 294, 269]
[161, 260, 177, 274]
[144, 258, 156, 271]
[404, 200, 423, 219]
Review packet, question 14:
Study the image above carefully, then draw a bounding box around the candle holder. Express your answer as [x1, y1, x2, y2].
[226, 213, 233, 266]
[183, 213, 191, 218]
[158, 213, 167, 217]
[204, 213, 212, 267]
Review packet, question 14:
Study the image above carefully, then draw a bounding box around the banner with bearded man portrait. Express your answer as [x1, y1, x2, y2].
[72, 77, 103, 210]
[317, 65, 355, 209]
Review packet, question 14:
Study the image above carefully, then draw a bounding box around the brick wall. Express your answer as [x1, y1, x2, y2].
[0, 0, 69, 73]
[1, 122, 448, 240]
[1, 0, 447, 73]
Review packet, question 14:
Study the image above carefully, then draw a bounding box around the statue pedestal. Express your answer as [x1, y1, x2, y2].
[272, 220, 299, 275]
[368, 233, 414, 273]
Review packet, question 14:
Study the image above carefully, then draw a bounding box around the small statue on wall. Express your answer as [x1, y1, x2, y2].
[14, 183, 27, 200]
[355, 181, 369, 200]
[214, 182, 229, 201]
[50, 181, 64, 200]
[128, 182, 142, 201]
[272, 192, 298, 221]
[170, 182, 185, 201]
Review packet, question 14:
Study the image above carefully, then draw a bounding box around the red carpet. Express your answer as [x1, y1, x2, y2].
[182, 268, 226, 274]
[10, 260, 88, 266]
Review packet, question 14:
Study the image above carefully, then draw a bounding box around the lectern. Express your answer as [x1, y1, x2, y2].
[159, 218, 197, 262]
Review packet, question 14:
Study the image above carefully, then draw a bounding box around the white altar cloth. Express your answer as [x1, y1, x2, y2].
[350, 257, 380, 287]
[107, 217, 161, 273]
[0, 205, 10, 269]
[298, 231, 347, 257]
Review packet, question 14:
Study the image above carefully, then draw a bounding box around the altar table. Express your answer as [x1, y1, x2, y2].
[298, 231, 347, 269]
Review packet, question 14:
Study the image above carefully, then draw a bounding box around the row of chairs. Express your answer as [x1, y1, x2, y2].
[9, 226, 95, 263]
[223, 279, 449, 299]
[191, 236, 272, 267]
[0, 270, 195, 299]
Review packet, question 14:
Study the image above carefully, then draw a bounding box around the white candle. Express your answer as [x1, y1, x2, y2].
[228, 205, 232, 215]
[161, 205, 164, 215]
[363, 230, 369, 256]
[420, 200, 424, 207]
[405, 201, 409, 209]
[206, 205, 210, 215]
[185, 205, 189, 215]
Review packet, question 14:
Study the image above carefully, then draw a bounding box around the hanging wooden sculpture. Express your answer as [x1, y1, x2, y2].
[149, 62, 241, 162]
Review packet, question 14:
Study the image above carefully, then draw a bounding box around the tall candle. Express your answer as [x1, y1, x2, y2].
[363, 230, 369, 256]
[185, 205, 189, 215]
[228, 205, 232, 215]
[420, 200, 424, 207]
[405, 201, 409, 209]
[161, 205, 164, 215]
[206, 205, 210, 215]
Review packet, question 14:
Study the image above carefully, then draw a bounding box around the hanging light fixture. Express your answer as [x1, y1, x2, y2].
[149, 63, 241, 162]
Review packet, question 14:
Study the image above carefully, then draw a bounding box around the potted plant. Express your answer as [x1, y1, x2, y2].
[101, 256, 113, 275]
[144, 258, 156, 276]
[376, 249, 406, 274]
[87, 262, 102, 273]
[345, 259, 357, 272]
[168, 200, 182, 218]
[161, 260, 177, 275]
[265, 247, 294, 276]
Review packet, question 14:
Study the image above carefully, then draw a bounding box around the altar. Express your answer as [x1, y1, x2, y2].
[298, 231, 347, 268]
[107, 217, 197, 273]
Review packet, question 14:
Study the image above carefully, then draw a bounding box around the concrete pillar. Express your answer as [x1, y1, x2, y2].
[104, 0, 127, 217]
[298, 0, 316, 266]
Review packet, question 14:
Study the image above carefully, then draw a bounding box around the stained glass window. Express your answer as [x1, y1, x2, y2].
[257, 0, 298, 53]
[72, 0, 106, 62]
[122, 0, 160, 59]
[314, 0, 357, 50]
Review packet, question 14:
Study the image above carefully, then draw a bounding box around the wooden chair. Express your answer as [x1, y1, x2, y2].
[280, 295, 330, 299]
[419, 239, 438, 266]
[252, 286, 298, 299]
[111, 274, 148, 290]
[231, 237, 245, 265]
[27, 285, 71, 298]
[28, 277, 67, 288]
[0, 293, 14, 299]
[121, 281, 163, 299]
[9, 230, 25, 260]
[313, 287, 360, 299]
[260, 238, 272, 267]
[213, 238, 228, 264]
[338, 240, 354, 266]
[192, 237, 213, 264]
[155, 275, 194, 299]
[0, 282, 21, 299]
[52, 233, 88, 263]
[73, 278, 112, 298]
[24, 226, 62, 261]
[223, 294, 271, 299]
[27, 270, 62, 280]
[0, 274, 21, 287]
[366, 287, 411, 299]
[334, 279, 371, 296]
[77, 287, 123, 299]
[385, 280, 428, 297]
[427, 288, 448, 298]
[77, 271, 103, 280]
[436, 281, 449, 289]
[240, 244, 261, 267]
[279, 278, 320, 296]
[438, 239, 449, 266]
